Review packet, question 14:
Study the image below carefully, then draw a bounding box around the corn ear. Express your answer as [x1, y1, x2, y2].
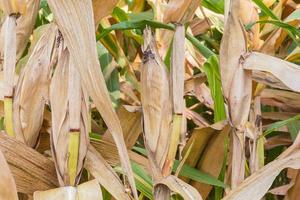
[13, 24, 57, 146]
[141, 27, 173, 199]
[47, 0, 137, 197]
[50, 48, 89, 186]
[219, 0, 252, 188]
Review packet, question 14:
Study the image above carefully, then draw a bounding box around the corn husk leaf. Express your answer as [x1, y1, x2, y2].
[0, 133, 58, 194]
[47, 1, 137, 197]
[141, 27, 172, 172]
[243, 52, 300, 92]
[219, 0, 251, 188]
[0, 149, 18, 200]
[50, 48, 89, 186]
[33, 179, 102, 200]
[85, 146, 132, 200]
[13, 23, 57, 147]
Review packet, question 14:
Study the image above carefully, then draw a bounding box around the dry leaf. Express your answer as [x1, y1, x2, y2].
[0, 133, 58, 194]
[0, 149, 18, 200]
[243, 52, 300, 92]
[85, 146, 132, 200]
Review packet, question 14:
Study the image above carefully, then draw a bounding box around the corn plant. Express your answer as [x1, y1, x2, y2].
[0, 0, 299, 200]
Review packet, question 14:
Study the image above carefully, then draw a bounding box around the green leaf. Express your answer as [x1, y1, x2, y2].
[287, 121, 300, 141]
[97, 19, 215, 58]
[203, 55, 226, 122]
[263, 114, 300, 137]
[132, 146, 225, 187]
[201, 0, 224, 14]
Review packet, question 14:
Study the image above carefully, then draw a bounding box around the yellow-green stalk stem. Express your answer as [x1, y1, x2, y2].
[4, 97, 15, 137]
[162, 114, 182, 176]
[68, 130, 80, 186]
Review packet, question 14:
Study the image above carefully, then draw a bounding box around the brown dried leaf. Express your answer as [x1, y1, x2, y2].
[0, 133, 58, 194]
[92, 0, 118, 27]
[0, 149, 18, 200]
[85, 146, 131, 200]
[243, 52, 300, 92]
[155, 175, 203, 200]
[16, 0, 40, 59]
[163, 0, 200, 23]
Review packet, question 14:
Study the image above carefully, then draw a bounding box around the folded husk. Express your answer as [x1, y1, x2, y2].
[50, 48, 89, 186]
[13, 24, 57, 147]
[141, 27, 174, 199]
[47, 1, 137, 197]
[219, 0, 252, 188]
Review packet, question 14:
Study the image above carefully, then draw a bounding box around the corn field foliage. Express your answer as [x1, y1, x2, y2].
[0, 0, 299, 199]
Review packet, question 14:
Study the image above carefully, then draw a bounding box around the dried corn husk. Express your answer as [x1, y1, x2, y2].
[0, 0, 26, 15]
[0, 149, 18, 200]
[50, 48, 89, 186]
[219, 0, 252, 188]
[33, 179, 102, 200]
[47, 1, 137, 197]
[141, 27, 172, 199]
[92, 0, 118, 27]
[141, 27, 172, 174]
[13, 24, 57, 147]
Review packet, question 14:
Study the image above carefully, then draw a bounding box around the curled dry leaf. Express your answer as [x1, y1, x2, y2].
[220, 0, 252, 188]
[0, 149, 18, 200]
[85, 146, 131, 200]
[13, 24, 57, 147]
[50, 48, 89, 186]
[223, 135, 300, 200]
[243, 52, 300, 92]
[47, 0, 137, 197]
[155, 175, 203, 200]
[34, 179, 102, 200]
